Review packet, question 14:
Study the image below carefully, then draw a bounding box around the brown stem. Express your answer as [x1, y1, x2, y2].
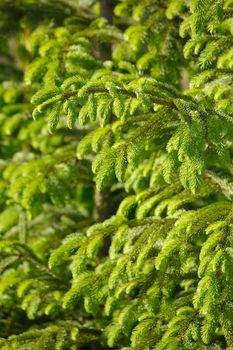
[93, 0, 117, 224]
[61, 88, 175, 108]
[94, 188, 112, 222]
[98, 0, 116, 60]
[100, 0, 116, 23]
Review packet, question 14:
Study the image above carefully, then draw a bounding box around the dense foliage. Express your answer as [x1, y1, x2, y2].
[0, 0, 233, 349]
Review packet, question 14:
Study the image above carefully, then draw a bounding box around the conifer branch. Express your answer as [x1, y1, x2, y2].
[1, 0, 233, 349]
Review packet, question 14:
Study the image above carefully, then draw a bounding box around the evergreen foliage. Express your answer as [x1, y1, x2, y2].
[0, 0, 233, 349]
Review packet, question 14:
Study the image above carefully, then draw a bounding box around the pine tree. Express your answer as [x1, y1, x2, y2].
[0, 0, 233, 348]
